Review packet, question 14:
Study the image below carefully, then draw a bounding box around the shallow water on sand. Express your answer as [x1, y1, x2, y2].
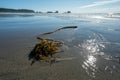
[0, 14, 120, 80]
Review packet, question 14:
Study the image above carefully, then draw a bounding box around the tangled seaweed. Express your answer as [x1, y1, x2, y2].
[29, 26, 77, 65]
[30, 39, 63, 65]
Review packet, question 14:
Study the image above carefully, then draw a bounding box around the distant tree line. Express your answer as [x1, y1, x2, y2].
[46, 10, 71, 13]
[0, 8, 72, 13]
[0, 8, 35, 13]
[46, 11, 59, 13]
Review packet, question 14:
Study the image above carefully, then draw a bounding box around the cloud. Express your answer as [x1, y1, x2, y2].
[87, 7, 120, 13]
[72, 7, 120, 13]
[80, 0, 120, 8]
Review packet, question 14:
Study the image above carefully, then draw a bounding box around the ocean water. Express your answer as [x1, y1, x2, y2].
[0, 13, 120, 80]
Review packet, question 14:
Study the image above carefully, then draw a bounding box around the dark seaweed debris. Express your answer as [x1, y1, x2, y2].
[29, 26, 78, 65]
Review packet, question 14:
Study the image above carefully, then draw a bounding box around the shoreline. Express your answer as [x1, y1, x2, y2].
[0, 14, 120, 80]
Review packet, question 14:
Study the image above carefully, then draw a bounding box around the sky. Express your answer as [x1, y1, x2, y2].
[0, 0, 120, 13]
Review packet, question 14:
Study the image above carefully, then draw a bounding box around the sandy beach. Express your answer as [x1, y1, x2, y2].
[0, 14, 120, 80]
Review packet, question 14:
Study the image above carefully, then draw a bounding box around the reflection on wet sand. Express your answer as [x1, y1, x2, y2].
[78, 31, 120, 79]
[82, 55, 97, 78]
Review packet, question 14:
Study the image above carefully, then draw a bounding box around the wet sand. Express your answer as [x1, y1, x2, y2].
[0, 35, 87, 80]
[0, 34, 120, 80]
[0, 14, 120, 80]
